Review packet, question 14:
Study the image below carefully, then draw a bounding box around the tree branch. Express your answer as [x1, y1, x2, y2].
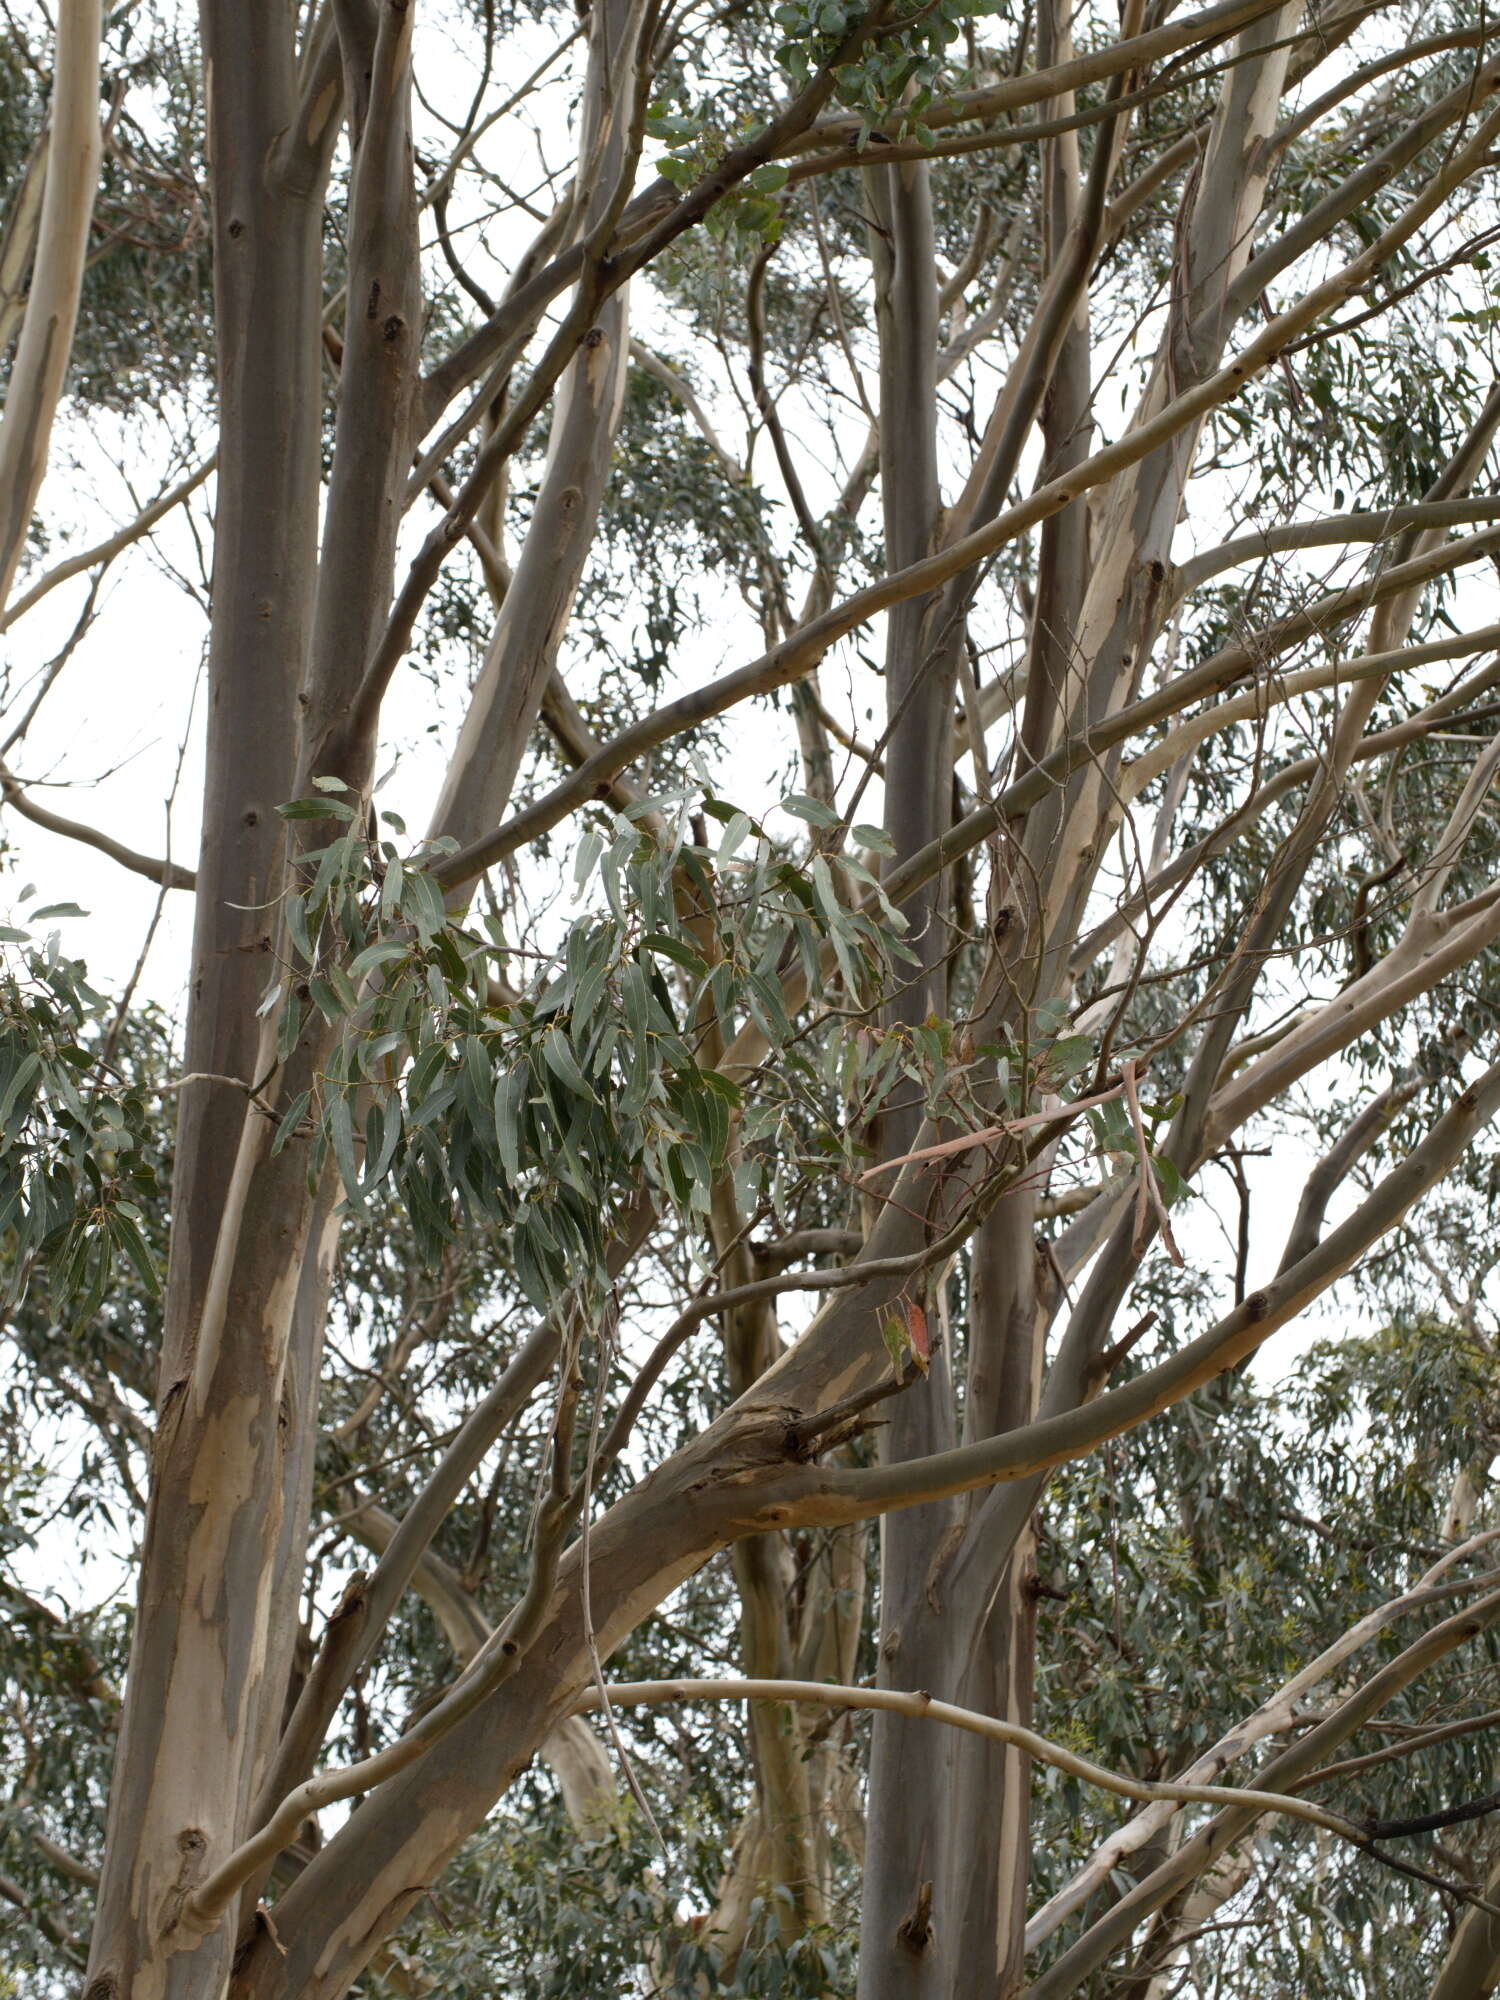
[437, 98, 1500, 891]
[573, 1676, 1374, 1842]
[0, 0, 101, 606]
[0, 768, 196, 890]
[774, 1062, 1500, 1525]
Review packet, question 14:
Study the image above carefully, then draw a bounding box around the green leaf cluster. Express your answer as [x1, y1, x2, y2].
[0, 908, 160, 1326]
[269, 786, 914, 1312]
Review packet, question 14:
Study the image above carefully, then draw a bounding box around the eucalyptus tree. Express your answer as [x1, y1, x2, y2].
[5, 0, 1500, 1995]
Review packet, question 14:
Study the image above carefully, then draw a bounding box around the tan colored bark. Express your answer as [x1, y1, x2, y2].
[345, 1501, 619, 1837]
[1428, 1841, 1500, 1999]
[0, 127, 48, 358]
[0, 0, 101, 608]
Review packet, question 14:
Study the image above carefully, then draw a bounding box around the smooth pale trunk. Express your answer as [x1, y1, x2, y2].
[0, 0, 101, 606]
[428, 0, 635, 850]
[83, 14, 331, 1992]
[925, 4, 1095, 1975]
[855, 150, 966, 2000]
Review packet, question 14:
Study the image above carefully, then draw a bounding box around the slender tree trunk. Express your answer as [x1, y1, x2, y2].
[934, 1195, 1052, 1994]
[429, 0, 637, 846]
[0, 0, 101, 606]
[931, 6, 1095, 1977]
[854, 16, 1302, 1991]
[710, 1179, 822, 1943]
[856, 153, 964, 2000]
[1026, 2, 1301, 994]
[82, 5, 427, 1988]
[1427, 1840, 1500, 2000]
[83, 15, 333, 1994]
[0, 125, 48, 358]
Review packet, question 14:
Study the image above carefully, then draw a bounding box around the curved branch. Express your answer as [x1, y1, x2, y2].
[727, 616, 1500, 1081]
[1121, 619, 1500, 803]
[573, 1676, 1369, 1842]
[253, 1193, 657, 1835]
[1072, 653, 1500, 979]
[0, 770, 196, 891]
[419, 0, 908, 428]
[0, 453, 216, 635]
[1025, 1587, 1500, 1997]
[781, 0, 1292, 154]
[1171, 497, 1500, 604]
[0, 0, 102, 606]
[1027, 1532, 1500, 1951]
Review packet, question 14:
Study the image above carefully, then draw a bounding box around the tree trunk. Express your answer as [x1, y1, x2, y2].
[82, 5, 424, 1988]
[1427, 1841, 1500, 2000]
[926, 2, 1096, 1975]
[83, 13, 334, 1993]
[429, 0, 636, 847]
[856, 151, 964, 2000]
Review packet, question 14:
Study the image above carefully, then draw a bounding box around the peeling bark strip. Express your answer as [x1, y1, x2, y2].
[0, 0, 100, 609]
[7, 0, 1498, 1995]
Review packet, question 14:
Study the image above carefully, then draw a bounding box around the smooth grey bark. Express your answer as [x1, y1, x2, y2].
[83, 12, 336, 1994]
[428, 0, 637, 847]
[242, 0, 423, 1849]
[851, 22, 1303, 1985]
[853, 0, 1262, 1978]
[234, 0, 644, 1894]
[1006, 368, 1500, 2000]
[83, 6, 419, 1991]
[927, 9, 1097, 1978]
[1427, 1841, 1500, 2000]
[855, 153, 965, 2000]
[936, 1194, 1051, 1997]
